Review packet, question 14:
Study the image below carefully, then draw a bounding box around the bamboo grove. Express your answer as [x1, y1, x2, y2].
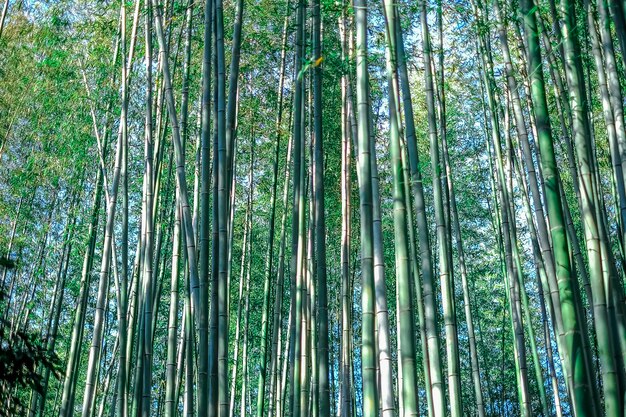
[1, 0, 626, 416]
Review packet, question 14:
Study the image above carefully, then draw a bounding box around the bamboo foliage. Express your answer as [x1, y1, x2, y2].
[3, 1, 626, 417]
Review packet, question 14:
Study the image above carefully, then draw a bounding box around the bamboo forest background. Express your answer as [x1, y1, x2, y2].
[1, 0, 626, 416]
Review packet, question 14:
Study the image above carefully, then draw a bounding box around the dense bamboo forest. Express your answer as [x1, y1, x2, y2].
[1, 0, 626, 415]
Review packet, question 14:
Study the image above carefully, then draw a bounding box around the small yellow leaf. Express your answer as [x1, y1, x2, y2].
[313, 56, 324, 67]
